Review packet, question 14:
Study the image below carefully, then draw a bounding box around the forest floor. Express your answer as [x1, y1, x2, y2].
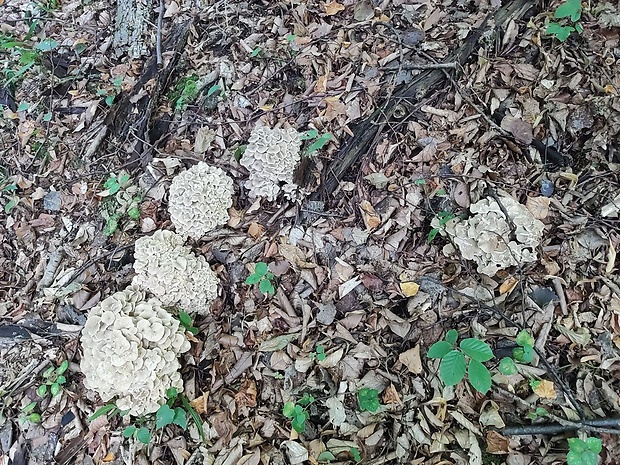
[1, 0, 620, 464]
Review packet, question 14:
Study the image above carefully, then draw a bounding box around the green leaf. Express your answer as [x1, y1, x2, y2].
[251, 47, 262, 57]
[460, 338, 494, 362]
[259, 278, 275, 295]
[35, 39, 58, 51]
[28, 413, 41, 423]
[254, 262, 268, 276]
[555, 0, 582, 21]
[282, 402, 296, 418]
[89, 404, 117, 421]
[514, 345, 534, 363]
[358, 388, 380, 412]
[427, 228, 439, 243]
[4, 199, 17, 213]
[546, 23, 574, 42]
[499, 357, 518, 375]
[298, 393, 315, 406]
[316, 352, 326, 361]
[233, 145, 247, 161]
[136, 427, 151, 444]
[56, 360, 69, 375]
[574, 22, 583, 34]
[316, 345, 324, 354]
[50, 383, 61, 396]
[43, 112, 52, 122]
[307, 133, 332, 154]
[318, 451, 337, 461]
[173, 407, 187, 429]
[22, 401, 37, 413]
[439, 350, 466, 386]
[580, 450, 599, 465]
[179, 312, 192, 327]
[350, 447, 362, 463]
[105, 95, 115, 106]
[103, 215, 119, 236]
[516, 330, 535, 348]
[156, 404, 175, 429]
[585, 437, 602, 454]
[56, 375, 66, 384]
[300, 129, 319, 141]
[530, 379, 541, 391]
[445, 329, 458, 345]
[166, 387, 178, 400]
[180, 394, 206, 443]
[291, 413, 307, 432]
[207, 84, 221, 97]
[123, 425, 137, 437]
[467, 359, 491, 394]
[37, 385, 48, 397]
[414, 178, 426, 185]
[127, 206, 140, 219]
[428, 341, 453, 359]
[245, 272, 262, 285]
[42, 366, 55, 378]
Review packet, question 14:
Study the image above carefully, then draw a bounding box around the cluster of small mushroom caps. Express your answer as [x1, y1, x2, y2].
[80, 126, 545, 416]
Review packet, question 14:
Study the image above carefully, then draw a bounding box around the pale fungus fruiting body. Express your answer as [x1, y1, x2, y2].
[438, 196, 544, 276]
[240, 126, 302, 201]
[168, 162, 234, 239]
[80, 287, 190, 416]
[132, 230, 218, 315]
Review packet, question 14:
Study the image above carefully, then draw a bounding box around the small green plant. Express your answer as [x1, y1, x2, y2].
[99, 171, 142, 236]
[37, 360, 69, 398]
[178, 311, 198, 335]
[0, 174, 18, 213]
[567, 437, 602, 465]
[282, 393, 314, 433]
[250, 46, 262, 57]
[428, 329, 494, 394]
[427, 210, 456, 243]
[546, 0, 583, 42]
[300, 129, 332, 155]
[169, 75, 200, 111]
[19, 401, 41, 424]
[357, 388, 380, 413]
[312, 345, 326, 362]
[97, 75, 123, 106]
[498, 330, 535, 375]
[245, 262, 275, 296]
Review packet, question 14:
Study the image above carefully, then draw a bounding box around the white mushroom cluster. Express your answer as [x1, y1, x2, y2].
[80, 287, 190, 416]
[132, 230, 218, 315]
[439, 196, 544, 276]
[240, 126, 302, 201]
[168, 162, 234, 239]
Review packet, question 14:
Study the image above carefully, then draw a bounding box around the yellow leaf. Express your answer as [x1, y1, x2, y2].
[532, 380, 556, 399]
[499, 276, 518, 295]
[400, 281, 420, 297]
[248, 222, 265, 239]
[324, 1, 345, 15]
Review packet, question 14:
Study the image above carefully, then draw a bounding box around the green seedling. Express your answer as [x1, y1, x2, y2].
[97, 75, 123, 106]
[357, 388, 380, 413]
[19, 401, 41, 424]
[300, 129, 332, 155]
[546, 0, 583, 42]
[567, 437, 602, 465]
[312, 345, 326, 362]
[498, 330, 535, 375]
[169, 75, 200, 111]
[428, 329, 494, 394]
[178, 311, 198, 335]
[527, 407, 550, 421]
[282, 393, 314, 433]
[245, 262, 275, 296]
[37, 360, 69, 398]
[1, 175, 18, 213]
[251, 47, 262, 57]
[99, 172, 142, 236]
[427, 210, 456, 243]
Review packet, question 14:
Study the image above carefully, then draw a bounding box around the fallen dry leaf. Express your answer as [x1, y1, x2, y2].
[526, 196, 551, 220]
[399, 345, 423, 374]
[499, 276, 519, 295]
[486, 431, 510, 454]
[532, 380, 556, 399]
[400, 281, 420, 297]
[248, 222, 265, 239]
[324, 1, 345, 15]
[235, 378, 257, 408]
[382, 383, 403, 405]
[359, 200, 381, 229]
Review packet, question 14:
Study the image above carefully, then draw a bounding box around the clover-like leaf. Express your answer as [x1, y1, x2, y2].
[358, 388, 380, 412]
[50, 383, 61, 397]
[439, 350, 466, 386]
[259, 278, 275, 295]
[254, 262, 268, 277]
[554, 0, 582, 21]
[173, 407, 187, 429]
[585, 437, 602, 454]
[123, 426, 136, 437]
[282, 402, 296, 418]
[468, 359, 492, 394]
[499, 357, 518, 375]
[291, 413, 307, 433]
[546, 23, 574, 42]
[56, 360, 69, 375]
[460, 338, 494, 362]
[136, 427, 151, 444]
[516, 330, 535, 348]
[445, 329, 458, 345]
[37, 384, 48, 397]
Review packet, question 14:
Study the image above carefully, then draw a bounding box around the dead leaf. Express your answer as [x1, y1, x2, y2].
[354, 0, 374, 21]
[235, 378, 257, 408]
[359, 200, 381, 229]
[486, 431, 510, 454]
[194, 126, 216, 153]
[324, 95, 346, 121]
[248, 222, 265, 239]
[499, 276, 519, 295]
[532, 380, 556, 399]
[399, 345, 423, 374]
[501, 115, 533, 144]
[324, 1, 345, 16]
[400, 281, 420, 297]
[382, 384, 402, 405]
[453, 181, 470, 208]
[526, 196, 551, 220]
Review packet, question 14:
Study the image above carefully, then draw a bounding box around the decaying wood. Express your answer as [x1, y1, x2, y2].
[315, 0, 537, 200]
[113, 0, 150, 58]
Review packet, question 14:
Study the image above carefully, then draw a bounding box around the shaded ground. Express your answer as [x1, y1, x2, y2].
[1, 0, 620, 464]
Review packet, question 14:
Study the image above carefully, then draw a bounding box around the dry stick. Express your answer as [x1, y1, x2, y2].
[494, 386, 620, 436]
[418, 277, 587, 421]
[156, 0, 164, 66]
[65, 244, 134, 287]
